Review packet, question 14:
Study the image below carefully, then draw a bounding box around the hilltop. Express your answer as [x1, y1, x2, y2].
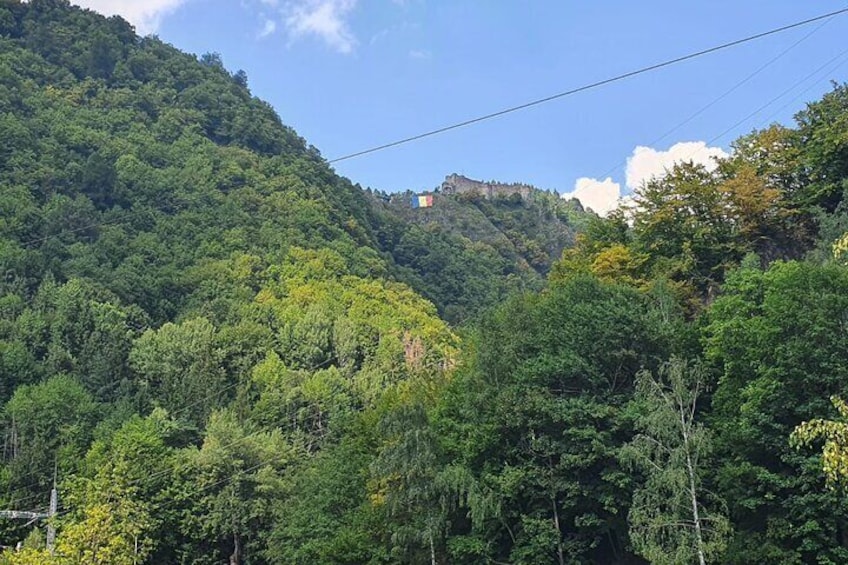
[0, 0, 593, 326]
[370, 174, 589, 320]
[439, 173, 537, 199]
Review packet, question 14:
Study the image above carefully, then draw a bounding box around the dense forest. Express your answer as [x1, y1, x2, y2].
[373, 184, 588, 324]
[3, 1, 848, 563]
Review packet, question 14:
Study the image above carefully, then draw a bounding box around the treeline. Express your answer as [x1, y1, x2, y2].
[3, 1, 848, 563]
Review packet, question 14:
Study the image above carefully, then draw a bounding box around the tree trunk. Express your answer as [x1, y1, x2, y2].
[683, 423, 707, 565]
[552, 497, 565, 565]
[429, 529, 436, 565]
[230, 531, 241, 565]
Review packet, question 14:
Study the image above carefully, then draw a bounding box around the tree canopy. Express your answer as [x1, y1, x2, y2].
[3, 2, 848, 563]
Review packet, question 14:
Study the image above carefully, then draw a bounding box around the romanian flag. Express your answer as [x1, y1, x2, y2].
[411, 194, 433, 208]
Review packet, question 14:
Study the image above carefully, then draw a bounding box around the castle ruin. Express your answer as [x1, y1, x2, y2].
[439, 174, 534, 200]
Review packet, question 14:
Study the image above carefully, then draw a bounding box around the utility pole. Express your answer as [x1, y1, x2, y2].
[0, 485, 58, 551]
[47, 483, 57, 552]
[47, 462, 58, 552]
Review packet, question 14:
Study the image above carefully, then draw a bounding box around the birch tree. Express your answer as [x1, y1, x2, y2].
[621, 358, 730, 565]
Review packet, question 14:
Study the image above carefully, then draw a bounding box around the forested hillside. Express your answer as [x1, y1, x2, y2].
[4, 1, 848, 564]
[0, 0, 586, 329]
[371, 184, 587, 323]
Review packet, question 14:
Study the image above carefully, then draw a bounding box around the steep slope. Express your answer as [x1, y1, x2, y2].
[0, 2, 592, 559]
[0, 0, 391, 322]
[371, 175, 590, 322]
[8, 3, 848, 564]
[0, 1, 592, 328]
[0, 3, 461, 560]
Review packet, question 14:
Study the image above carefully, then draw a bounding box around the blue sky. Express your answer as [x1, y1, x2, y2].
[75, 1, 848, 213]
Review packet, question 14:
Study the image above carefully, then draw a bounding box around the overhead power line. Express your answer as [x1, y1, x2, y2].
[328, 7, 848, 164]
[10, 9, 847, 252]
[587, 16, 835, 187]
[705, 46, 848, 148]
[647, 17, 833, 155]
[657, 46, 848, 181]
[755, 54, 848, 127]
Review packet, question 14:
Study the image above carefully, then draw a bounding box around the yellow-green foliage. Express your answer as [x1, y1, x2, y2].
[257, 247, 459, 403]
[0, 548, 57, 565]
[549, 234, 594, 282]
[832, 232, 848, 265]
[791, 396, 848, 487]
[54, 501, 152, 565]
[2, 472, 153, 565]
[590, 244, 647, 286]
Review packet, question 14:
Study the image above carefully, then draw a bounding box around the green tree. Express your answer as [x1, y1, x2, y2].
[704, 261, 848, 563]
[4, 375, 98, 492]
[433, 275, 668, 563]
[794, 82, 848, 211]
[130, 317, 225, 426]
[621, 358, 730, 565]
[632, 162, 735, 291]
[372, 402, 446, 565]
[183, 410, 292, 565]
[265, 417, 390, 565]
[250, 351, 354, 451]
[81, 409, 192, 563]
[54, 459, 154, 565]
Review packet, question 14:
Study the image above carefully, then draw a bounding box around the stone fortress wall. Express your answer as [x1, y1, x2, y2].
[439, 174, 533, 200]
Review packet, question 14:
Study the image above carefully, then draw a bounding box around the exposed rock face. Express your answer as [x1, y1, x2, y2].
[440, 174, 534, 200]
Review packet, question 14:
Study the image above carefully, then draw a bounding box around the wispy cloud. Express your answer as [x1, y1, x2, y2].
[257, 18, 277, 39]
[72, 0, 188, 34]
[369, 27, 390, 45]
[247, 0, 417, 53]
[283, 0, 358, 54]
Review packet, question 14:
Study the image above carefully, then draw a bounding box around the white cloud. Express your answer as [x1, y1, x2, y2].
[408, 48, 430, 60]
[258, 18, 277, 38]
[284, 0, 358, 54]
[564, 141, 728, 217]
[625, 141, 728, 190]
[561, 177, 622, 217]
[71, 0, 188, 34]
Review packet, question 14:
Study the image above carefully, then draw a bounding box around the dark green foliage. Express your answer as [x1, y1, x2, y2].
[374, 188, 585, 323]
[794, 82, 848, 211]
[426, 276, 669, 563]
[266, 416, 390, 564]
[4, 375, 98, 490]
[5, 1, 848, 563]
[704, 261, 848, 563]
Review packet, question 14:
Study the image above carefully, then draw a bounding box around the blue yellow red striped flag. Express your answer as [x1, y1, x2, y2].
[411, 194, 433, 208]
